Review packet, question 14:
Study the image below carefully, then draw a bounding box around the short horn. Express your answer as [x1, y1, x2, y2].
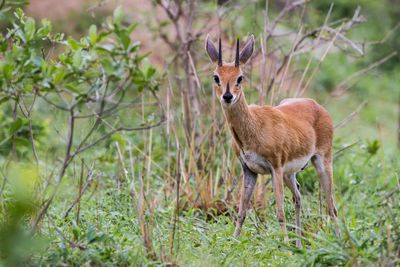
[218, 38, 222, 66]
[235, 38, 240, 67]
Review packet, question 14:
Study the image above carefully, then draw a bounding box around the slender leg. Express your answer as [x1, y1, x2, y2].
[273, 168, 288, 241]
[312, 154, 342, 238]
[234, 163, 257, 237]
[284, 173, 302, 248]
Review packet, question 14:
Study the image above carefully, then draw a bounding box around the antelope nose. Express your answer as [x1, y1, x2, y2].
[223, 92, 233, 102]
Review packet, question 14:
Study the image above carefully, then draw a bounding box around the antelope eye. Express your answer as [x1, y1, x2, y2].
[213, 75, 220, 85]
[237, 76, 243, 85]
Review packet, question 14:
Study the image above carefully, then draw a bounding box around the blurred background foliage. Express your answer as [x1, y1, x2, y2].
[0, 0, 399, 266]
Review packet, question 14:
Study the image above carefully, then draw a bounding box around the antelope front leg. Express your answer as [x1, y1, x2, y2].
[234, 163, 257, 237]
[273, 168, 288, 241]
[284, 173, 302, 248]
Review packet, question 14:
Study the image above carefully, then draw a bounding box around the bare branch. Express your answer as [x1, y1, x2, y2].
[32, 109, 75, 231]
[333, 141, 360, 160]
[18, 91, 39, 164]
[334, 101, 367, 129]
[46, 214, 87, 250]
[266, 0, 308, 42]
[70, 118, 166, 157]
[38, 92, 70, 111]
[331, 52, 397, 97]
[63, 167, 94, 219]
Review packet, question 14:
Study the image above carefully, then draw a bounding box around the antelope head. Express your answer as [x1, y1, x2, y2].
[205, 35, 255, 107]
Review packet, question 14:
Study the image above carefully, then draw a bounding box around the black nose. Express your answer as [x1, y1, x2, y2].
[223, 92, 233, 102]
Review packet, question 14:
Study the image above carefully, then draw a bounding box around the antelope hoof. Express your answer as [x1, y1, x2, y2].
[234, 228, 241, 238]
[335, 227, 342, 239]
[284, 234, 289, 243]
[296, 239, 303, 249]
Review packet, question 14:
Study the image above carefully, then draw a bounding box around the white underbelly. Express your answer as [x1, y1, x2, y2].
[240, 151, 313, 175]
[283, 154, 313, 174]
[240, 151, 271, 175]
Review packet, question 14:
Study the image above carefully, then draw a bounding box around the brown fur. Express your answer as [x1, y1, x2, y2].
[206, 37, 341, 246]
[213, 64, 333, 167]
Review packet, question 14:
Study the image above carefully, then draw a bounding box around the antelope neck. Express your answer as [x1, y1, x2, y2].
[223, 92, 257, 149]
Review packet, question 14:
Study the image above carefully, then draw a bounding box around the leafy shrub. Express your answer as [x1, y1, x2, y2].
[0, 7, 163, 265]
[0, 8, 163, 156]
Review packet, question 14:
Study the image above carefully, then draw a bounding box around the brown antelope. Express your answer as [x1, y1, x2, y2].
[205, 35, 341, 248]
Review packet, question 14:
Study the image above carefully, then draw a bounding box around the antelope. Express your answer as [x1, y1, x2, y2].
[205, 35, 341, 248]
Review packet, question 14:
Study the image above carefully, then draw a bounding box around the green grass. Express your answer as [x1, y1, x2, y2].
[7, 143, 392, 266]
[1, 1, 400, 266]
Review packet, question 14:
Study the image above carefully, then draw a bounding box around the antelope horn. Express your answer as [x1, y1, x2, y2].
[218, 38, 222, 66]
[235, 38, 240, 67]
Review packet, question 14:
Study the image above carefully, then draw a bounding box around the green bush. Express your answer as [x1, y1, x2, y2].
[0, 7, 163, 265]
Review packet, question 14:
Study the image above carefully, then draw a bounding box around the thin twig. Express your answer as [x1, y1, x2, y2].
[169, 144, 180, 256]
[47, 214, 87, 250]
[331, 52, 397, 97]
[70, 118, 165, 158]
[333, 141, 360, 160]
[294, 3, 334, 97]
[32, 109, 75, 231]
[19, 91, 39, 164]
[334, 101, 367, 129]
[63, 166, 94, 219]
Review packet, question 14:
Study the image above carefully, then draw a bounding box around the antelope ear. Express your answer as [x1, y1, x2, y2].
[239, 34, 255, 64]
[205, 34, 219, 63]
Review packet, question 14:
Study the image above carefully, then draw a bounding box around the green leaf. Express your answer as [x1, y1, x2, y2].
[89, 24, 97, 45]
[146, 66, 156, 79]
[97, 31, 109, 42]
[116, 29, 130, 50]
[100, 58, 114, 75]
[72, 51, 82, 68]
[86, 225, 96, 243]
[31, 55, 44, 68]
[37, 19, 52, 38]
[53, 67, 65, 85]
[14, 137, 30, 147]
[2, 63, 13, 81]
[95, 44, 115, 53]
[0, 36, 7, 52]
[24, 17, 36, 42]
[10, 118, 26, 134]
[65, 82, 81, 93]
[113, 6, 124, 24]
[15, 27, 26, 43]
[111, 133, 126, 151]
[0, 96, 10, 105]
[14, 8, 24, 20]
[127, 23, 137, 34]
[23, 84, 33, 92]
[72, 227, 80, 240]
[67, 37, 82, 51]
[41, 60, 47, 73]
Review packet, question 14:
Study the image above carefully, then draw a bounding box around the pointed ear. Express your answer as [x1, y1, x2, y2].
[205, 34, 219, 63]
[239, 34, 255, 64]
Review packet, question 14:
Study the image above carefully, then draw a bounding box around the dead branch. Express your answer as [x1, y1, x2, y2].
[169, 144, 180, 256]
[87, 0, 111, 13]
[333, 141, 360, 160]
[32, 109, 76, 231]
[0, 169, 7, 199]
[71, 118, 166, 158]
[265, 0, 308, 42]
[331, 52, 397, 97]
[46, 214, 87, 251]
[334, 101, 367, 129]
[63, 166, 94, 219]
[18, 91, 39, 164]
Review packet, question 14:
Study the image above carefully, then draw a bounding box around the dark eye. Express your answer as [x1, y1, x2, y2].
[237, 76, 243, 85]
[213, 75, 220, 85]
